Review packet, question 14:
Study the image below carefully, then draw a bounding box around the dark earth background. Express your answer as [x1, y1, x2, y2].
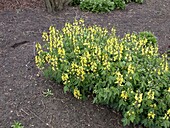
[0, 0, 170, 128]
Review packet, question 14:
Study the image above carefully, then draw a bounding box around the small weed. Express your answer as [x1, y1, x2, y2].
[11, 121, 24, 128]
[43, 89, 54, 97]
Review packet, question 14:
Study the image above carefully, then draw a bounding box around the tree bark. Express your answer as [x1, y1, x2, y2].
[44, 0, 71, 13]
[44, 0, 56, 13]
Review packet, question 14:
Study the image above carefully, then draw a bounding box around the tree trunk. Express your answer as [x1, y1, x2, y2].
[44, 0, 56, 13]
[44, 0, 71, 13]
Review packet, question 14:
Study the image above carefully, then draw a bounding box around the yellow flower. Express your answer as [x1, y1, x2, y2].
[35, 42, 42, 50]
[167, 109, 170, 115]
[35, 56, 43, 69]
[74, 46, 80, 54]
[167, 87, 170, 93]
[148, 111, 155, 119]
[128, 64, 135, 74]
[58, 47, 65, 57]
[126, 110, 135, 116]
[80, 56, 87, 67]
[163, 109, 170, 120]
[134, 92, 143, 103]
[35, 56, 40, 64]
[73, 88, 82, 99]
[163, 114, 169, 120]
[147, 89, 155, 100]
[91, 61, 97, 72]
[120, 91, 128, 100]
[115, 71, 124, 86]
[150, 104, 157, 108]
[165, 61, 169, 72]
[79, 19, 84, 24]
[61, 73, 69, 82]
[161, 54, 169, 72]
[42, 32, 48, 41]
[157, 69, 161, 75]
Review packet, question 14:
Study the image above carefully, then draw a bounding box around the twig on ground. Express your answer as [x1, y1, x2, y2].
[20, 108, 30, 116]
[25, 108, 54, 128]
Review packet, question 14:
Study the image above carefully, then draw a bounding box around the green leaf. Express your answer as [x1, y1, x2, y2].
[125, 81, 132, 86]
[64, 86, 69, 93]
[122, 118, 130, 126]
[129, 115, 135, 123]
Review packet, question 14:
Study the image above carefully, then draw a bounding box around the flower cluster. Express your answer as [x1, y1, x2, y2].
[73, 88, 82, 99]
[121, 90, 128, 100]
[147, 89, 155, 100]
[163, 109, 170, 120]
[35, 19, 170, 128]
[148, 111, 155, 119]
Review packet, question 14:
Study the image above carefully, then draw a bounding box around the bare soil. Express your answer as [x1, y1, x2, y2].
[0, 0, 170, 128]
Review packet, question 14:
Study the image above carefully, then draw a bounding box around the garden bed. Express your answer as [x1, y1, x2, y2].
[0, 0, 169, 127]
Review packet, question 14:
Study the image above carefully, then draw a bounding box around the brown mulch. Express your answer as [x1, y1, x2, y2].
[0, 0, 170, 128]
[0, 0, 44, 12]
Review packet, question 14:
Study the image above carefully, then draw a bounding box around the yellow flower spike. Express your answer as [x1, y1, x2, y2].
[45, 54, 50, 63]
[134, 92, 143, 103]
[157, 69, 161, 75]
[115, 71, 124, 86]
[119, 43, 124, 53]
[163, 114, 169, 120]
[162, 109, 170, 120]
[139, 93, 143, 103]
[35, 43, 42, 51]
[120, 91, 128, 100]
[148, 111, 155, 119]
[135, 93, 138, 101]
[128, 64, 135, 74]
[91, 61, 97, 72]
[61, 73, 69, 82]
[162, 54, 169, 72]
[147, 89, 155, 100]
[79, 19, 84, 24]
[73, 88, 82, 99]
[128, 55, 132, 62]
[85, 51, 91, 59]
[165, 60, 169, 72]
[80, 56, 87, 67]
[35, 56, 40, 64]
[42, 32, 49, 41]
[74, 46, 80, 54]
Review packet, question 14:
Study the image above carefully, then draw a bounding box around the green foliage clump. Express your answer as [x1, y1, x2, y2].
[125, 0, 143, 4]
[76, 0, 144, 13]
[113, 0, 126, 9]
[35, 19, 170, 128]
[70, 0, 81, 6]
[80, 0, 115, 13]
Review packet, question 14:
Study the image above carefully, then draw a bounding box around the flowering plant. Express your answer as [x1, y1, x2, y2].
[35, 19, 170, 128]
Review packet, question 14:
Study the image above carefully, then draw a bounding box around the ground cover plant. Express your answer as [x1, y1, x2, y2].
[72, 0, 144, 12]
[43, 88, 54, 97]
[35, 19, 170, 128]
[11, 121, 24, 128]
